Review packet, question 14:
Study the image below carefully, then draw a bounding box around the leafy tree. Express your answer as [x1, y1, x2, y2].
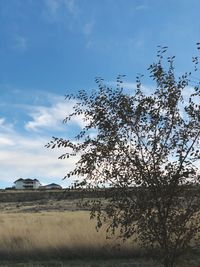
[47, 47, 200, 267]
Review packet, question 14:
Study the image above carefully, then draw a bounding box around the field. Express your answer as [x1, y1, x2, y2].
[0, 192, 199, 266]
[0, 197, 139, 265]
[0, 211, 134, 259]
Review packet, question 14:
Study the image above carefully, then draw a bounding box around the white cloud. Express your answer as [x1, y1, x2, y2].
[0, 85, 199, 189]
[25, 98, 85, 132]
[0, 94, 86, 188]
[0, 137, 14, 146]
[0, 117, 14, 133]
[0, 130, 79, 187]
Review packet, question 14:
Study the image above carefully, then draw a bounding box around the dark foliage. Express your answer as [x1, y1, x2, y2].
[47, 47, 200, 267]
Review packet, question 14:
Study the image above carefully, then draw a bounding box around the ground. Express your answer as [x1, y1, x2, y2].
[0, 191, 199, 266]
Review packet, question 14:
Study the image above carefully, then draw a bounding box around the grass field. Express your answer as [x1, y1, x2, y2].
[0, 211, 136, 260]
[0, 199, 199, 266]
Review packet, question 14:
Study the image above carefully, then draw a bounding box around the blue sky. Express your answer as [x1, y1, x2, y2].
[0, 0, 200, 188]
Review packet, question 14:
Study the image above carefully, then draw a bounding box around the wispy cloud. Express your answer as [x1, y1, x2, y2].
[0, 94, 83, 186]
[12, 34, 28, 51]
[83, 20, 95, 36]
[107, 81, 154, 95]
[0, 136, 14, 147]
[83, 20, 95, 49]
[0, 91, 86, 187]
[135, 4, 148, 11]
[25, 97, 85, 132]
[44, 0, 61, 15]
[0, 117, 14, 133]
[0, 131, 78, 186]
[134, 39, 145, 48]
[85, 40, 95, 49]
[44, 0, 79, 18]
[64, 0, 79, 17]
[44, 0, 95, 48]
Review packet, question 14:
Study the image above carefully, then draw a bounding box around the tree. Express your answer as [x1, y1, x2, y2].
[47, 47, 200, 267]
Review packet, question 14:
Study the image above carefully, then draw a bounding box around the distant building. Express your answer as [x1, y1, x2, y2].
[14, 178, 41, 190]
[42, 183, 62, 190]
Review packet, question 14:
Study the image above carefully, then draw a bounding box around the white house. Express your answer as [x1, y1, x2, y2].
[14, 178, 41, 190]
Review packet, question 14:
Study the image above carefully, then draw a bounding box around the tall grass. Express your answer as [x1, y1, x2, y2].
[0, 211, 135, 261]
[0, 211, 199, 266]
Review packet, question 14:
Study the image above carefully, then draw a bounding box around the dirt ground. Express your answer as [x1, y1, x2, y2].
[0, 198, 85, 213]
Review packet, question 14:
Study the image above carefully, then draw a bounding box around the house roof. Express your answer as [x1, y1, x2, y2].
[14, 178, 23, 183]
[45, 183, 62, 187]
[14, 178, 40, 183]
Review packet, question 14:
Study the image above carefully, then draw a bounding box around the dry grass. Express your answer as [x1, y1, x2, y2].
[0, 211, 136, 261]
[0, 211, 199, 266]
[0, 190, 199, 266]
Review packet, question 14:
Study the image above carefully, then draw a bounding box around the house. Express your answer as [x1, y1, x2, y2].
[43, 183, 62, 190]
[14, 178, 41, 190]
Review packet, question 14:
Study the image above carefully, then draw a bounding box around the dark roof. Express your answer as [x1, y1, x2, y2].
[14, 178, 40, 183]
[14, 178, 23, 183]
[45, 183, 62, 187]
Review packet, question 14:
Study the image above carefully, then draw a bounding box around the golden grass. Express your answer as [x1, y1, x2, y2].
[0, 211, 135, 261]
[0, 211, 199, 267]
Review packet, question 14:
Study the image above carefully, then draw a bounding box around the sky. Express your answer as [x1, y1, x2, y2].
[0, 0, 200, 188]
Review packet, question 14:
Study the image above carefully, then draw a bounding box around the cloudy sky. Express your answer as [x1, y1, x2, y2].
[0, 0, 200, 188]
